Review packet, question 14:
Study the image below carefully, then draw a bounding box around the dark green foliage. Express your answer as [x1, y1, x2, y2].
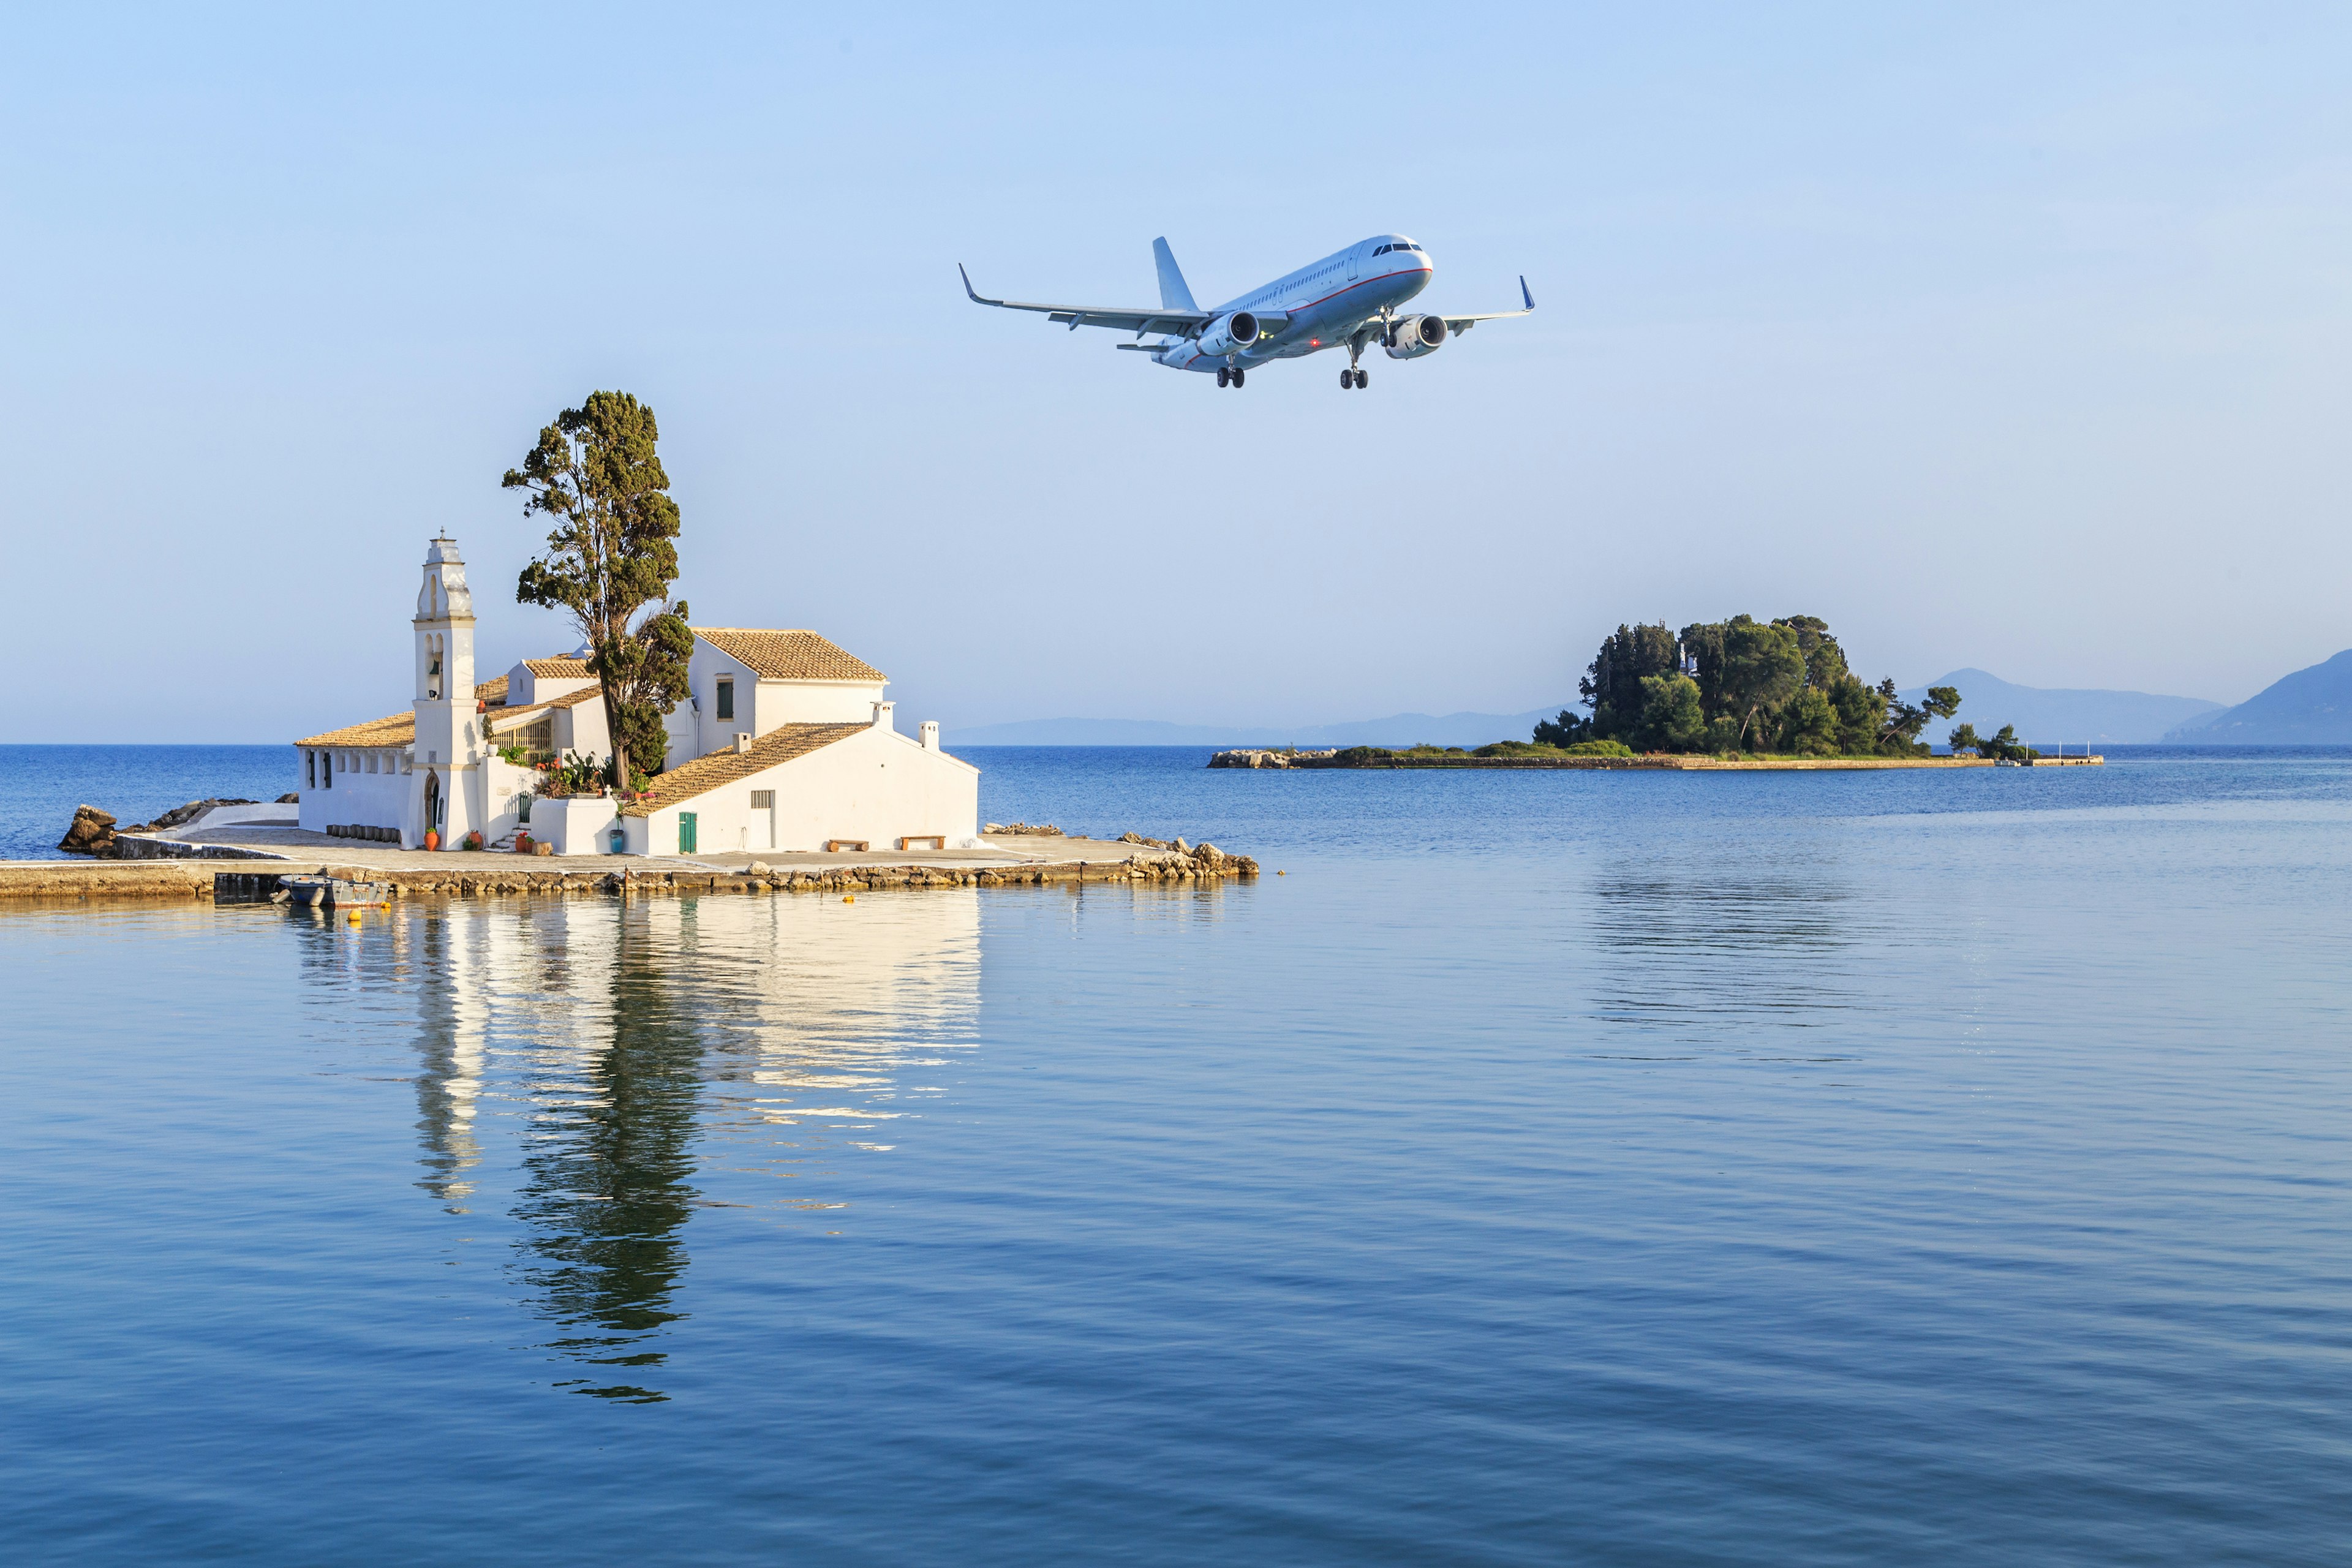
[1565, 614, 1961, 756]
[505, 391, 692, 786]
[1717, 617, 1807, 748]
[1780, 687, 1842, 755]
[1579, 624, 1683, 739]
[1970, 723, 2038, 761]
[1532, 709, 1591, 747]
[1878, 682, 1962, 754]
[1633, 673, 1706, 752]
[1947, 722, 1981, 755]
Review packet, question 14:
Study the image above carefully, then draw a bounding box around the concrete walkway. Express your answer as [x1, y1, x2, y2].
[136, 824, 1180, 874]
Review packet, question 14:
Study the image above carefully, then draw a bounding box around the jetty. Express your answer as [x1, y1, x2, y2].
[2, 823, 1256, 907]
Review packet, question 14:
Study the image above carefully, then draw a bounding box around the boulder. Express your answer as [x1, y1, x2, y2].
[58, 805, 117, 855]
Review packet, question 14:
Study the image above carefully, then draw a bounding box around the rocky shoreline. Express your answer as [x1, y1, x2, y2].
[57, 797, 300, 858]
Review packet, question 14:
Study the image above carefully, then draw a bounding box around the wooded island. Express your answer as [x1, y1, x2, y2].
[1211, 614, 2073, 769]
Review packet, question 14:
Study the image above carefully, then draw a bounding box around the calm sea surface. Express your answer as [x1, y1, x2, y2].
[5, 745, 2351, 1564]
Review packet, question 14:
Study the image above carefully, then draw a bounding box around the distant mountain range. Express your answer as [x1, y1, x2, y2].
[1898, 669, 2222, 745]
[944, 708, 1564, 749]
[952, 658, 2335, 751]
[2165, 649, 2352, 744]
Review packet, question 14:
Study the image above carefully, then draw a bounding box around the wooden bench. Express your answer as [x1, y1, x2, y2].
[898, 835, 946, 851]
[823, 839, 870, 853]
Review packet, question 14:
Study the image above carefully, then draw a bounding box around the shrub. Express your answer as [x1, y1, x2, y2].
[1563, 739, 1635, 757]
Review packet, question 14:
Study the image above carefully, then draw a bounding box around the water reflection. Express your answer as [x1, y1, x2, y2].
[377, 890, 981, 1400]
[411, 915, 486, 1211]
[502, 908, 702, 1401]
[1585, 842, 1878, 1038]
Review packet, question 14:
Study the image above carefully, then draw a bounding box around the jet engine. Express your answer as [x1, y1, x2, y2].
[1194, 311, 1260, 358]
[1383, 314, 1449, 358]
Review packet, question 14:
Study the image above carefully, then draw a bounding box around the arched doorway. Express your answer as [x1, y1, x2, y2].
[423, 771, 440, 846]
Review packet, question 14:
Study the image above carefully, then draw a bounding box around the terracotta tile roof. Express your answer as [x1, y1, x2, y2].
[523, 657, 593, 679]
[619, 723, 867, 816]
[296, 677, 513, 747]
[694, 628, 885, 683]
[296, 712, 416, 748]
[546, 685, 605, 710]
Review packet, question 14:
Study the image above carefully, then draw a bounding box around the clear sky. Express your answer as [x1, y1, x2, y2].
[6, 4, 2350, 742]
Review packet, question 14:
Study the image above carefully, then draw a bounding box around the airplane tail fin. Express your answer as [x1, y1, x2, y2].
[1153, 237, 1198, 312]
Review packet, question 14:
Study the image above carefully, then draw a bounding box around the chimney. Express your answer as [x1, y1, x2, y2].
[872, 700, 896, 731]
[919, 720, 939, 752]
[733, 733, 753, 755]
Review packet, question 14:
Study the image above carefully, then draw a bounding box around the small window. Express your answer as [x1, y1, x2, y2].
[306, 752, 316, 788]
[750, 790, 773, 809]
[715, 678, 734, 721]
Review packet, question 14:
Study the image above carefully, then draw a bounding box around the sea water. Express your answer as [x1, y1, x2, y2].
[4, 747, 2350, 1564]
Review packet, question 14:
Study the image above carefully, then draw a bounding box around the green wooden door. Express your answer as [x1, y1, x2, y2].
[678, 812, 697, 853]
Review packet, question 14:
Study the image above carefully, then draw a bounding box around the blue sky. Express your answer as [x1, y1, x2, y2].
[5, 4, 2350, 741]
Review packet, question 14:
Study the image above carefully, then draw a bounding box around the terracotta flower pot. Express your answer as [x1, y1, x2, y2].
[424, 830, 440, 851]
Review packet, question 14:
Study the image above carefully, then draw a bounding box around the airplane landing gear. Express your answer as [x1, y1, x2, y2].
[1341, 367, 1367, 390]
[1217, 367, 1230, 388]
[1231, 368, 1245, 387]
[1354, 368, 1368, 388]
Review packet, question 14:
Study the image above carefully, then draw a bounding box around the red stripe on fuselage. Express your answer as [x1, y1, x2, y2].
[1241, 265, 1431, 320]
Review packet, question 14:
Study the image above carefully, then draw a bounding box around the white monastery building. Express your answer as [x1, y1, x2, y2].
[294, 535, 980, 856]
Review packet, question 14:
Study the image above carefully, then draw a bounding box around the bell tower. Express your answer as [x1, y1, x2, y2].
[408, 533, 481, 847]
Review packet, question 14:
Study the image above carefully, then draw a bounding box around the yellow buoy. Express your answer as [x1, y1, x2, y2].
[843, 894, 855, 903]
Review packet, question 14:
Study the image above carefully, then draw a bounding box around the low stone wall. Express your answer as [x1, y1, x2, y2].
[9, 845, 1257, 905]
[111, 837, 288, 861]
[219, 847, 1258, 902]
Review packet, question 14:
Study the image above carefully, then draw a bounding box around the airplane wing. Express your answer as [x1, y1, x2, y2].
[1438, 275, 1536, 334]
[960, 264, 1213, 338]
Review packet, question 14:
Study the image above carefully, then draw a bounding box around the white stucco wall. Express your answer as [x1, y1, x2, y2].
[555, 699, 611, 762]
[296, 747, 411, 835]
[507, 660, 596, 708]
[676, 638, 886, 762]
[530, 795, 624, 855]
[630, 724, 979, 856]
[750, 679, 890, 731]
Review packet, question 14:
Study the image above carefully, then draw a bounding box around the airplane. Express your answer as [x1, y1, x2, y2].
[959, 235, 1532, 390]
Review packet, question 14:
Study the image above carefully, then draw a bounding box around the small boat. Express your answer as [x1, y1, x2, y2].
[279, 875, 393, 909]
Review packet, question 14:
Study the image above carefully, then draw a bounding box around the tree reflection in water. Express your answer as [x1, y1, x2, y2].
[384, 890, 979, 1403]
[510, 908, 704, 1403]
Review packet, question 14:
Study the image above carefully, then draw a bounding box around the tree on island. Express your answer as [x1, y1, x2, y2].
[1539, 612, 1963, 758]
[503, 391, 694, 791]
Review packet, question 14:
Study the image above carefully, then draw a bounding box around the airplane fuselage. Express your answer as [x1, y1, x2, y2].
[1153, 235, 1432, 373]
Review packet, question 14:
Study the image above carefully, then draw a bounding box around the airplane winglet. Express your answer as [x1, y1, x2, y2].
[1520, 275, 1534, 311]
[959, 263, 998, 306]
